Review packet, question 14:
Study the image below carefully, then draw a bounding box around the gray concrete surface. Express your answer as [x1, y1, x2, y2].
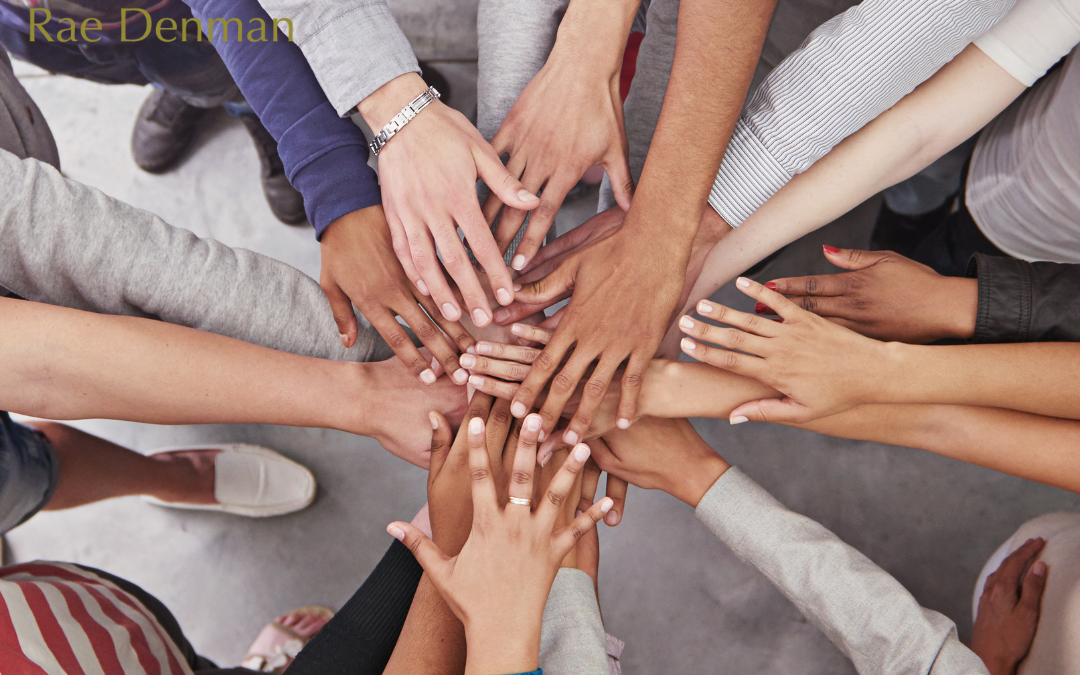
[6, 12, 1080, 675]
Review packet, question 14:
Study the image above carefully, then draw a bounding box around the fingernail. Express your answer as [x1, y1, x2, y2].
[616, 417, 630, 430]
[420, 369, 437, 385]
[764, 281, 777, 291]
[518, 189, 535, 202]
[476, 342, 493, 355]
[575, 509, 584, 518]
[697, 300, 713, 314]
[442, 303, 459, 320]
[679, 316, 695, 331]
[573, 443, 591, 462]
[539, 450, 552, 467]
[604, 510, 620, 525]
[429, 412, 440, 429]
[538, 429, 547, 442]
[387, 525, 405, 541]
[755, 302, 767, 314]
[514, 283, 522, 292]
[511, 324, 526, 335]
[469, 417, 484, 435]
[564, 430, 580, 445]
[466, 346, 477, 355]
[339, 333, 349, 347]
[469, 375, 485, 388]
[452, 369, 469, 385]
[511, 401, 527, 418]
[495, 309, 510, 324]
[1032, 561, 1047, 577]
[472, 308, 490, 326]
[736, 277, 751, 289]
[823, 245, 840, 255]
[459, 354, 477, 369]
[599, 497, 614, 513]
[730, 416, 749, 425]
[496, 288, 513, 305]
[681, 338, 696, 352]
[525, 414, 542, 431]
[416, 279, 430, 296]
[511, 255, 526, 271]
[431, 357, 440, 371]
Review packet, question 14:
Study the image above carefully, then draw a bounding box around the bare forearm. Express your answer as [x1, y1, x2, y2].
[384, 575, 466, 675]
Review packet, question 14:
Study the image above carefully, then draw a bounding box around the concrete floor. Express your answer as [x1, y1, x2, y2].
[7, 10, 1080, 675]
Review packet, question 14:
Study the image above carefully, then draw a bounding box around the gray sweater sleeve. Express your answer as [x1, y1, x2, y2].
[0, 149, 391, 363]
[695, 468, 989, 675]
[539, 569, 611, 675]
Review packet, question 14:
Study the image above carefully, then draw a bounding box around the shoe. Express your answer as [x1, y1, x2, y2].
[870, 195, 957, 258]
[132, 89, 210, 174]
[142, 444, 317, 517]
[239, 115, 307, 225]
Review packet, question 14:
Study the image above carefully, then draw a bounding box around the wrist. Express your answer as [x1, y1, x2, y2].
[671, 451, 729, 508]
[327, 362, 380, 437]
[551, 0, 637, 76]
[938, 276, 978, 340]
[464, 619, 541, 675]
[358, 72, 429, 131]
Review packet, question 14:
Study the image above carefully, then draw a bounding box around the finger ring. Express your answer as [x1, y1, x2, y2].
[509, 496, 532, 507]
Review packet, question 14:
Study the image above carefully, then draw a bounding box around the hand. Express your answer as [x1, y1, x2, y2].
[590, 417, 728, 507]
[679, 277, 891, 425]
[971, 538, 1048, 675]
[760, 246, 977, 344]
[564, 458, 603, 599]
[320, 207, 476, 385]
[358, 73, 540, 328]
[482, 23, 633, 270]
[387, 415, 613, 675]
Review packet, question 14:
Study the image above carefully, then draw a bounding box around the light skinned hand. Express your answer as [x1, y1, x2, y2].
[320, 206, 476, 385]
[387, 415, 612, 675]
[590, 417, 729, 507]
[759, 246, 978, 344]
[358, 73, 540, 329]
[971, 538, 1048, 675]
[679, 277, 891, 425]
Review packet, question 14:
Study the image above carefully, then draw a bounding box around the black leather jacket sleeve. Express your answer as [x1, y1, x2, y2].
[966, 253, 1080, 343]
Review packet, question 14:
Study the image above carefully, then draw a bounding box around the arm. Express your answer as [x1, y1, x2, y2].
[966, 254, 1080, 343]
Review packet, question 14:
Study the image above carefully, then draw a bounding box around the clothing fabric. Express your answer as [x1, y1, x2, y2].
[252, 0, 419, 117]
[183, 0, 380, 237]
[539, 569, 611, 675]
[973, 513, 1080, 674]
[0, 49, 58, 169]
[0, 412, 59, 535]
[973, 0, 1080, 86]
[909, 192, 1008, 277]
[696, 467, 989, 674]
[967, 49, 1080, 263]
[966, 253, 1080, 343]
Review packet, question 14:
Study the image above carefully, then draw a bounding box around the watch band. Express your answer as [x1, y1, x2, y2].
[369, 86, 441, 156]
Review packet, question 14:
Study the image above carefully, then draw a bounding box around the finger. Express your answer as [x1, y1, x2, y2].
[476, 340, 543, 363]
[578, 457, 602, 514]
[457, 203, 515, 308]
[398, 303, 466, 383]
[467, 416, 499, 518]
[414, 290, 478, 356]
[495, 165, 541, 259]
[614, 351, 649, 431]
[495, 292, 571, 326]
[427, 411, 453, 476]
[508, 413, 543, 505]
[430, 224, 495, 327]
[603, 152, 634, 212]
[512, 258, 577, 307]
[553, 494, 614, 556]
[1018, 560, 1048, 614]
[468, 374, 521, 400]
[320, 280, 359, 349]
[680, 337, 766, 380]
[537, 310, 565, 333]
[757, 295, 866, 320]
[511, 333, 573, 419]
[729, 397, 812, 425]
[387, 521, 452, 577]
[482, 151, 525, 230]
[822, 246, 890, 271]
[734, 276, 807, 323]
[995, 538, 1047, 591]
[678, 316, 771, 359]
[386, 213, 425, 294]
[512, 175, 577, 271]
[603, 474, 628, 527]
[511, 323, 554, 345]
[405, 224, 461, 322]
[520, 218, 601, 276]
[696, 299, 781, 337]
[486, 396, 516, 458]
[538, 442, 591, 527]
[765, 273, 854, 299]
[473, 142, 540, 211]
[537, 431, 570, 469]
[563, 358, 620, 446]
[541, 351, 596, 439]
[460, 353, 534, 382]
[368, 308, 438, 384]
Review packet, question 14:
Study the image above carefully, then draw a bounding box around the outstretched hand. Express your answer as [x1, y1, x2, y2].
[971, 538, 1048, 675]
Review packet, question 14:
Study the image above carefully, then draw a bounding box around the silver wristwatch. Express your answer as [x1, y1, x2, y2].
[368, 86, 441, 156]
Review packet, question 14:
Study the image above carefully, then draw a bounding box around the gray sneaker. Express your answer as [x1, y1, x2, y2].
[239, 114, 307, 225]
[131, 88, 209, 174]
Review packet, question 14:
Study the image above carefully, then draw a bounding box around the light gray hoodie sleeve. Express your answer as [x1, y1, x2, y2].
[254, 0, 420, 117]
[0, 149, 391, 362]
[695, 468, 989, 675]
[539, 569, 611, 675]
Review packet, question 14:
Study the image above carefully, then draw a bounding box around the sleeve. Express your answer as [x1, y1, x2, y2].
[695, 468, 990, 675]
[287, 540, 424, 675]
[973, 0, 1080, 86]
[254, 0, 420, 117]
[183, 0, 381, 238]
[0, 149, 392, 362]
[966, 253, 1080, 343]
[709, 0, 1017, 227]
[538, 569, 611, 675]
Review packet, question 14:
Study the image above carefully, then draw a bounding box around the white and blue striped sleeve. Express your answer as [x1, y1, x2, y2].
[710, 0, 1017, 227]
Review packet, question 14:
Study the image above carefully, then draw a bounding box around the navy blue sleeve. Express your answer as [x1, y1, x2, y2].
[182, 0, 381, 238]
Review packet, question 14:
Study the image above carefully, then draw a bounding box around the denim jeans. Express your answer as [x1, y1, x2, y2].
[0, 412, 59, 534]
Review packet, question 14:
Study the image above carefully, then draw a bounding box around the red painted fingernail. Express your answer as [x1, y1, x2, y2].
[764, 282, 777, 291]
[754, 302, 767, 314]
[823, 245, 840, 254]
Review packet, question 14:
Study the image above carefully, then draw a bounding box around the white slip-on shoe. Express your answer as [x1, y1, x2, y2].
[141, 444, 316, 518]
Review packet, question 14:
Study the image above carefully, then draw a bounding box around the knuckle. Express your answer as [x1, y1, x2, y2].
[719, 350, 739, 369]
[805, 277, 820, 296]
[492, 407, 511, 425]
[385, 331, 409, 349]
[415, 321, 439, 341]
[535, 351, 558, 372]
[623, 372, 643, 390]
[570, 523, 588, 541]
[584, 379, 606, 399]
[512, 470, 532, 485]
[508, 365, 530, 381]
[545, 490, 566, 508]
[470, 467, 491, 483]
[552, 372, 575, 393]
[802, 296, 818, 314]
[725, 329, 744, 349]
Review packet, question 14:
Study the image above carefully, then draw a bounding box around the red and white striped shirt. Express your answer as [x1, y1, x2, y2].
[0, 561, 193, 675]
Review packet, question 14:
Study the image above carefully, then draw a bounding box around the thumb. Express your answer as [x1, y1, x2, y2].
[823, 246, 888, 271]
[321, 280, 358, 349]
[515, 259, 577, 306]
[1018, 561, 1048, 613]
[474, 144, 538, 211]
[427, 411, 454, 476]
[387, 521, 452, 575]
[729, 397, 810, 425]
[604, 154, 634, 212]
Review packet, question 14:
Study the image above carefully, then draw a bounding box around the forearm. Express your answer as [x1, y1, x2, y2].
[641, 360, 781, 420]
[384, 575, 466, 675]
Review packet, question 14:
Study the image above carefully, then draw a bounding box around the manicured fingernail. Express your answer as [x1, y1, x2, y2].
[698, 300, 713, 314]
[525, 414, 542, 431]
[452, 369, 469, 385]
[604, 510, 620, 525]
[679, 316, 695, 331]
[518, 189, 535, 202]
[469, 417, 484, 435]
[511, 324, 526, 335]
[416, 279, 430, 295]
[599, 497, 614, 513]
[511, 255, 526, 271]
[573, 443, 591, 462]
[511, 401, 527, 418]
[429, 412, 440, 429]
[442, 303, 459, 320]
[420, 369, 437, 385]
[472, 308, 490, 326]
[1031, 561, 1047, 577]
[496, 288, 513, 305]
[764, 281, 777, 291]
[514, 283, 522, 292]
[459, 354, 477, 369]
[681, 338, 696, 352]
[823, 245, 840, 254]
[495, 309, 510, 324]
[339, 333, 349, 346]
[616, 418, 630, 430]
[730, 416, 749, 425]
[469, 375, 485, 388]
[387, 525, 405, 541]
[476, 342, 492, 355]
[736, 277, 751, 289]
[755, 302, 767, 314]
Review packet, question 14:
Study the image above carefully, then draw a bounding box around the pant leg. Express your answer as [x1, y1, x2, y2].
[130, 27, 242, 109]
[0, 48, 59, 168]
[909, 202, 1009, 277]
[0, 412, 59, 535]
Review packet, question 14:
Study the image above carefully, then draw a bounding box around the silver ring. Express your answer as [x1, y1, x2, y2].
[508, 496, 532, 507]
